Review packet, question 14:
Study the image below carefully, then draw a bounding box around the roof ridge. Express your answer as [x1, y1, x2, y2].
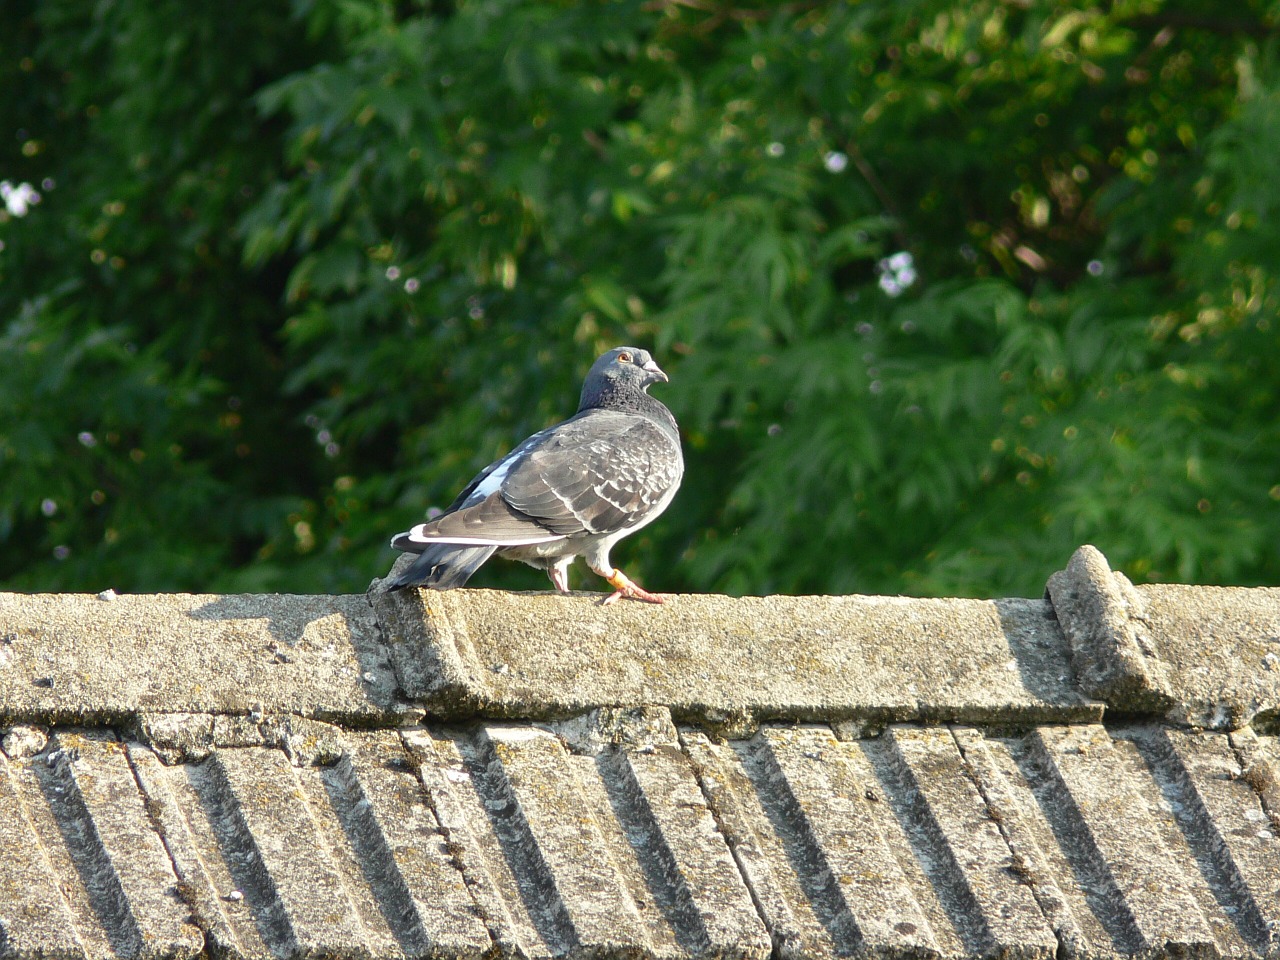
[2, 545, 1279, 733]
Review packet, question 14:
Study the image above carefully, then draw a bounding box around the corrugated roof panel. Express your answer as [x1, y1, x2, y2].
[45, 732, 202, 960]
[321, 731, 491, 958]
[126, 733, 494, 960]
[1195, 729, 1280, 952]
[883, 726, 1059, 959]
[1017, 726, 1218, 957]
[949, 727, 1106, 958]
[682, 730, 836, 959]
[612, 743, 770, 959]
[402, 728, 550, 958]
[401, 725, 769, 960]
[209, 746, 371, 956]
[5, 731, 202, 960]
[126, 743, 257, 959]
[483, 725, 651, 954]
[688, 725, 1061, 960]
[11, 550, 1280, 960]
[0, 751, 86, 960]
[749, 726, 945, 957]
[8, 724, 1280, 960]
[558, 746, 690, 960]
[1121, 726, 1275, 955]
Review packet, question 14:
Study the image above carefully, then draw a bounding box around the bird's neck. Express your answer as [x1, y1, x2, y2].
[580, 385, 676, 432]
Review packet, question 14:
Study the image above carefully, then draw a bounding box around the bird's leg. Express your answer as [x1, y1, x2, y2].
[547, 561, 571, 593]
[597, 566, 664, 605]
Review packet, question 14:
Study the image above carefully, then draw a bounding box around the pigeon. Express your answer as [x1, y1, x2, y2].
[385, 347, 683, 603]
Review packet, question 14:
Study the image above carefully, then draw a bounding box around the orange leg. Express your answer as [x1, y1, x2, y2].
[600, 567, 664, 605]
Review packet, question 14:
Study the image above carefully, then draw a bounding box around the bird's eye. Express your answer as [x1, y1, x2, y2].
[618, 351, 632, 363]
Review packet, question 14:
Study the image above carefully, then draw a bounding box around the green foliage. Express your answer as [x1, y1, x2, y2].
[3, 0, 1279, 597]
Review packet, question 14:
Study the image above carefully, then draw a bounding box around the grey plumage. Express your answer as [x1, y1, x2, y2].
[385, 347, 683, 603]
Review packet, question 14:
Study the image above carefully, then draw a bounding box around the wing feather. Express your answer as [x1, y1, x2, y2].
[395, 492, 564, 547]
[500, 410, 682, 537]
[392, 408, 682, 551]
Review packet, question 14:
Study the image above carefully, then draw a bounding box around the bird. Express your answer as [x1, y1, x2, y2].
[384, 347, 683, 603]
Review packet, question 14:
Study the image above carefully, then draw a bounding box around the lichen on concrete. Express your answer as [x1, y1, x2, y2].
[547, 705, 679, 755]
[1, 723, 48, 759]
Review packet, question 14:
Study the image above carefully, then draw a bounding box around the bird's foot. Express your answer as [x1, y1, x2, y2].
[601, 569, 664, 605]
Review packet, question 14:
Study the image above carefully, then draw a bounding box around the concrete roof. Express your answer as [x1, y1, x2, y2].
[2, 545, 1280, 960]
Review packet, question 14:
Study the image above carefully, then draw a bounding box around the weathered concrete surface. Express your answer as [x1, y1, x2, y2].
[0, 592, 401, 724]
[0, 750, 86, 959]
[2, 730, 204, 960]
[401, 725, 771, 960]
[884, 726, 1059, 958]
[8, 546, 1280, 960]
[1021, 726, 1219, 957]
[327, 732, 492, 959]
[135, 710, 348, 765]
[7, 550, 1279, 735]
[372, 584, 1100, 729]
[1131, 726, 1280, 952]
[4, 723, 1280, 960]
[1135, 582, 1280, 729]
[1044, 546, 1280, 729]
[950, 728, 1100, 958]
[44, 730, 205, 960]
[1045, 545, 1174, 711]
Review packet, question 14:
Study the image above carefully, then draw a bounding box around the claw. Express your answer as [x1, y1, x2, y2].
[600, 568, 664, 605]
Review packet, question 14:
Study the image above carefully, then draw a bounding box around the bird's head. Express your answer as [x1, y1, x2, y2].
[580, 346, 670, 410]
[594, 346, 669, 388]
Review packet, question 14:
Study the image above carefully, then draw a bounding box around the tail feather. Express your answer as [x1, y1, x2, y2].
[385, 543, 496, 592]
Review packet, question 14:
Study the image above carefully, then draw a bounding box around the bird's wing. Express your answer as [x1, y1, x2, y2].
[441, 425, 556, 514]
[390, 426, 557, 552]
[500, 410, 683, 538]
[394, 493, 563, 547]
[393, 410, 681, 549]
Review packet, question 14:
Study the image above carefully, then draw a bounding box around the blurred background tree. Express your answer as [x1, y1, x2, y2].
[2, 0, 1277, 597]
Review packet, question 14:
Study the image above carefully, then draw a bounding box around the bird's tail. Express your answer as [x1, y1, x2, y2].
[385, 543, 496, 592]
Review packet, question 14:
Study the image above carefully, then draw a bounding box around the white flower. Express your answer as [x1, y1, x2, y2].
[877, 251, 917, 297]
[823, 151, 849, 173]
[1, 181, 41, 217]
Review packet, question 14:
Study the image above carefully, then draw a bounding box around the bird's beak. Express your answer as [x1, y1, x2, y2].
[643, 359, 669, 382]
